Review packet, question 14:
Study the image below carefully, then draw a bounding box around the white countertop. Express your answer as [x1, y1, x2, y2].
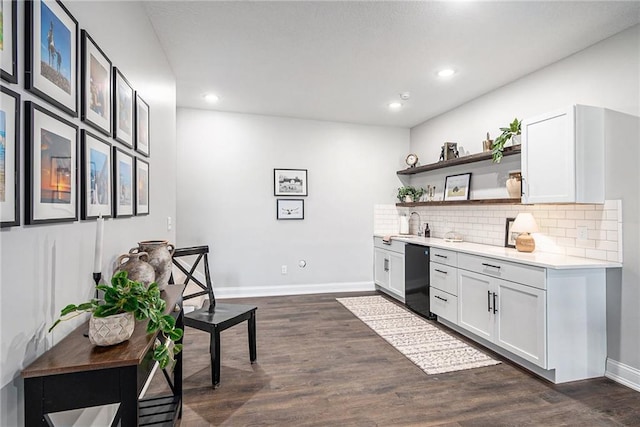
[374, 234, 622, 270]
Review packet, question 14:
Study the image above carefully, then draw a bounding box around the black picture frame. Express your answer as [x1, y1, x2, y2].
[505, 217, 516, 248]
[0, 86, 20, 227]
[277, 199, 304, 220]
[443, 172, 471, 201]
[81, 30, 112, 136]
[113, 67, 134, 148]
[274, 168, 308, 196]
[134, 157, 149, 216]
[135, 93, 150, 157]
[25, 0, 78, 117]
[1, 0, 18, 83]
[81, 130, 112, 220]
[25, 101, 78, 224]
[112, 146, 134, 217]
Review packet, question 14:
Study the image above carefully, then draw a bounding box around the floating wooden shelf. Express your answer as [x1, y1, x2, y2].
[397, 145, 521, 175]
[396, 198, 521, 207]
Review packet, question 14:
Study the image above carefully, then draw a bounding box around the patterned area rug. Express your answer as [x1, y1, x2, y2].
[336, 295, 500, 375]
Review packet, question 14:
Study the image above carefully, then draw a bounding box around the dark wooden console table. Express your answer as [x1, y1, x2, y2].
[22, 285, 185, 427]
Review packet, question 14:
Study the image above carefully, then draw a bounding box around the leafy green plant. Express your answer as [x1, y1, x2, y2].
[49, 271, 183, 369]
[397, 186, 426, 202]
[492, 117, 521, 163]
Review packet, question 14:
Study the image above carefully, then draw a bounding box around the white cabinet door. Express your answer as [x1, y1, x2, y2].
[388, 251, 405, 296]
[457, 270, 493, 341]
[522, 107, 575, 204]
[495, 278, 547, 368]
[373, 248, 390, 290]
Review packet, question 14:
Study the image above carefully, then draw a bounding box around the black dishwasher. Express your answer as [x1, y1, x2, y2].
[404, 244, 434, 319]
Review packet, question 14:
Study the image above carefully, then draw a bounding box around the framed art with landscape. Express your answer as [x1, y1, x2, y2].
[113, 147, 134, 217]
[81, 30, 112, 136]
[26, 0, 78, 117]
[0, 86, 20, 227]
[135, 94, 150, 156]
[81, 130, 111, 220]
[113, 67, 134, 148]
[274, 168, 307, 196]
[25, 101, 78, 224]
[1, 0, 18, 83]
[135, 157, 149, 216]
[443, 173, 471, 202]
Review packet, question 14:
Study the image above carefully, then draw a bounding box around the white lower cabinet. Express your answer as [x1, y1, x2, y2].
[373, 238, 405, 301]
[458, 269, 546, 367]
[429, 248, 459, 323]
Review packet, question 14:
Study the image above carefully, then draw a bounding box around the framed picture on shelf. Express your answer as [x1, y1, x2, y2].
[81, 30, 112, 136]
[135, 94, 150, 156]
[505, 217, 517, 248]
[113, 147, 134, 217]
[135, 157, 149, 216]
[1, 0, 18, 83]
[443, 172, 471, 201]
[25, 0, 78, 117]
[113, 68, 134, 147]
[274, 168, 308, 196]
[277, 199, 304, 220]
[0, 86, 20, 227]
[81, 130, 112, 219]
[25, 101, 78, 224]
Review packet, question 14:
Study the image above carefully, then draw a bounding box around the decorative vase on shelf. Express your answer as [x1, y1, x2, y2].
[88, 312, 135, 346]
[114, 252, 156, 287]
[506, 172, 522, 198]
[130, 240, 175, 290]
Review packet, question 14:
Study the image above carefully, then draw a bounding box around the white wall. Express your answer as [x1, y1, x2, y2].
[0, 2, 177, 425]
[177, 109, 408, 296]
[410, 25, 640, 379]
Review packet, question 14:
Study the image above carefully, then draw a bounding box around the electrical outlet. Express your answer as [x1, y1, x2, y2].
[281, 265, 288, 275]
[577, 226, 588, 241]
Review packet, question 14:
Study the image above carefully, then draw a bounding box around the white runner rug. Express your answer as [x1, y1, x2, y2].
[337, 295, 500, 375]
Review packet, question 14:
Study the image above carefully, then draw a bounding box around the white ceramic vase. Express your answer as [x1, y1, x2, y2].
[89, 312, 135, 346]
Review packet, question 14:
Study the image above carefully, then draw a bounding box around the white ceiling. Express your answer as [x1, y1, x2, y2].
[143, 1, 640, 128]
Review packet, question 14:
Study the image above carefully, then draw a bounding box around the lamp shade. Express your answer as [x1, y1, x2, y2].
[511, 213, 539, 233]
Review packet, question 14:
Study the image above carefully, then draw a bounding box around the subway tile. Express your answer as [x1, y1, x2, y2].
[556, 237, 576, 247]
[585, 210, 604, 220]
[575, 220, 596, 228]
[588, 230, 607, 241]
[606, 230, 618, 241]
[548, 227, 566, 237]
[556, 219, 576, 229]
[607, 251, 621, 262]
[566, 247, 586, 258]
[565, 211, 585, 220]
[574, 204, 596, 210]
[575, 239, 596, 249]
[598, 220, 618, 231]
[540, 219, 558, 227]
[585, 249, 607, 261]
[548, 211, 566, 219]
[595, 241, 618, 251]
[603, 200, 618, 210]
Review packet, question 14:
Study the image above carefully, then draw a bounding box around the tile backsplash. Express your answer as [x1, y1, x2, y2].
[374, 200, 623, 263]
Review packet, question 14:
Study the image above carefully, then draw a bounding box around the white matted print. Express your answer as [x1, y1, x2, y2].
[135, 94, 150, 156]
[25, 101, 78, 224]
[277, 199, 304, 220]
[26, 0, 78, 116]
[81, 30, 112, 136]
[444, 173, 471, 202]
[0, 87, 20, 227]
[81, 130, 111, 219]
[135, 157, 149, 215]
[274, 168, 307, 196]
[1, 0, 18, 83]
[113, 147, 133, 217]
[113, 68, 134, 148]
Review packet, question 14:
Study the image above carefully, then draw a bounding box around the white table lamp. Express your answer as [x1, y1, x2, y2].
[511, 213, 539, 252]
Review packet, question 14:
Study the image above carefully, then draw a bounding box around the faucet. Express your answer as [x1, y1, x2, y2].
[409, 211, 421, 236]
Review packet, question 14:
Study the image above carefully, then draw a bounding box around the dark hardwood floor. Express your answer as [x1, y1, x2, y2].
[149, 291, 640, 426]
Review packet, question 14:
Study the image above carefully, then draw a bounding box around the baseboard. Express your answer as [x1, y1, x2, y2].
[215, 282, 375, 298]
[605, 358, 640, 392]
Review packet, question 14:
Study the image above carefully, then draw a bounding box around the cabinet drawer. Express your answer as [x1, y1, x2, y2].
[430, 288, 458, 324]
[430, 263, 458, 296]
[458, 253, 545, 290]
[431, 248, 457, 267]
[374, 237, 405, 254]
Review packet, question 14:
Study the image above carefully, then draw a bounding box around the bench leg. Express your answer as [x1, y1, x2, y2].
[248, 312, 257, 363]
[209, 328, 221, 388]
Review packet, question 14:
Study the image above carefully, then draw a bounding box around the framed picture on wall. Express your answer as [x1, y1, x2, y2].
[81, 130, 112, 219]
[0, 86, 20, 227]
[113, 147, 134, 217]
[81, 30, 112, 136]
[443, 172, 471, 201]
[135, 94, 150, 156]
[277, 199, 304, 220]
[25, 0, 78, 117]
[1, 0, 18, 83]
[505, 217, 517, 248]
[274, 168, 308, 196]
[25, 101, 78, 224]
[113, 68, 134, 148]
[135, 157, 149, 215]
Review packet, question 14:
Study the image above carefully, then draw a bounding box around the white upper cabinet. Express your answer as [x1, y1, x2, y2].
[521, 105, 605, 204]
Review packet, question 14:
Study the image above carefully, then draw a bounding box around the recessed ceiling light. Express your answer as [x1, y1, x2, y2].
[389, 102, 402, 110]
[437, 69, 456, 78]
[204, 93, 219, 103]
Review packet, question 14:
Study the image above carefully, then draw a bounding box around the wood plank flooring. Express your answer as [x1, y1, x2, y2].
[148, 291, 640, 426]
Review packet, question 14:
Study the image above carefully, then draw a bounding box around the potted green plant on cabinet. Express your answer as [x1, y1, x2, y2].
[492, 117, 522, 163]
[49, 271, 183, 369]
[397, 186, 426, 203]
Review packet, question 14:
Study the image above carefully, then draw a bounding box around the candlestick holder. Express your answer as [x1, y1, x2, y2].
[93, 272, 102, 299]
